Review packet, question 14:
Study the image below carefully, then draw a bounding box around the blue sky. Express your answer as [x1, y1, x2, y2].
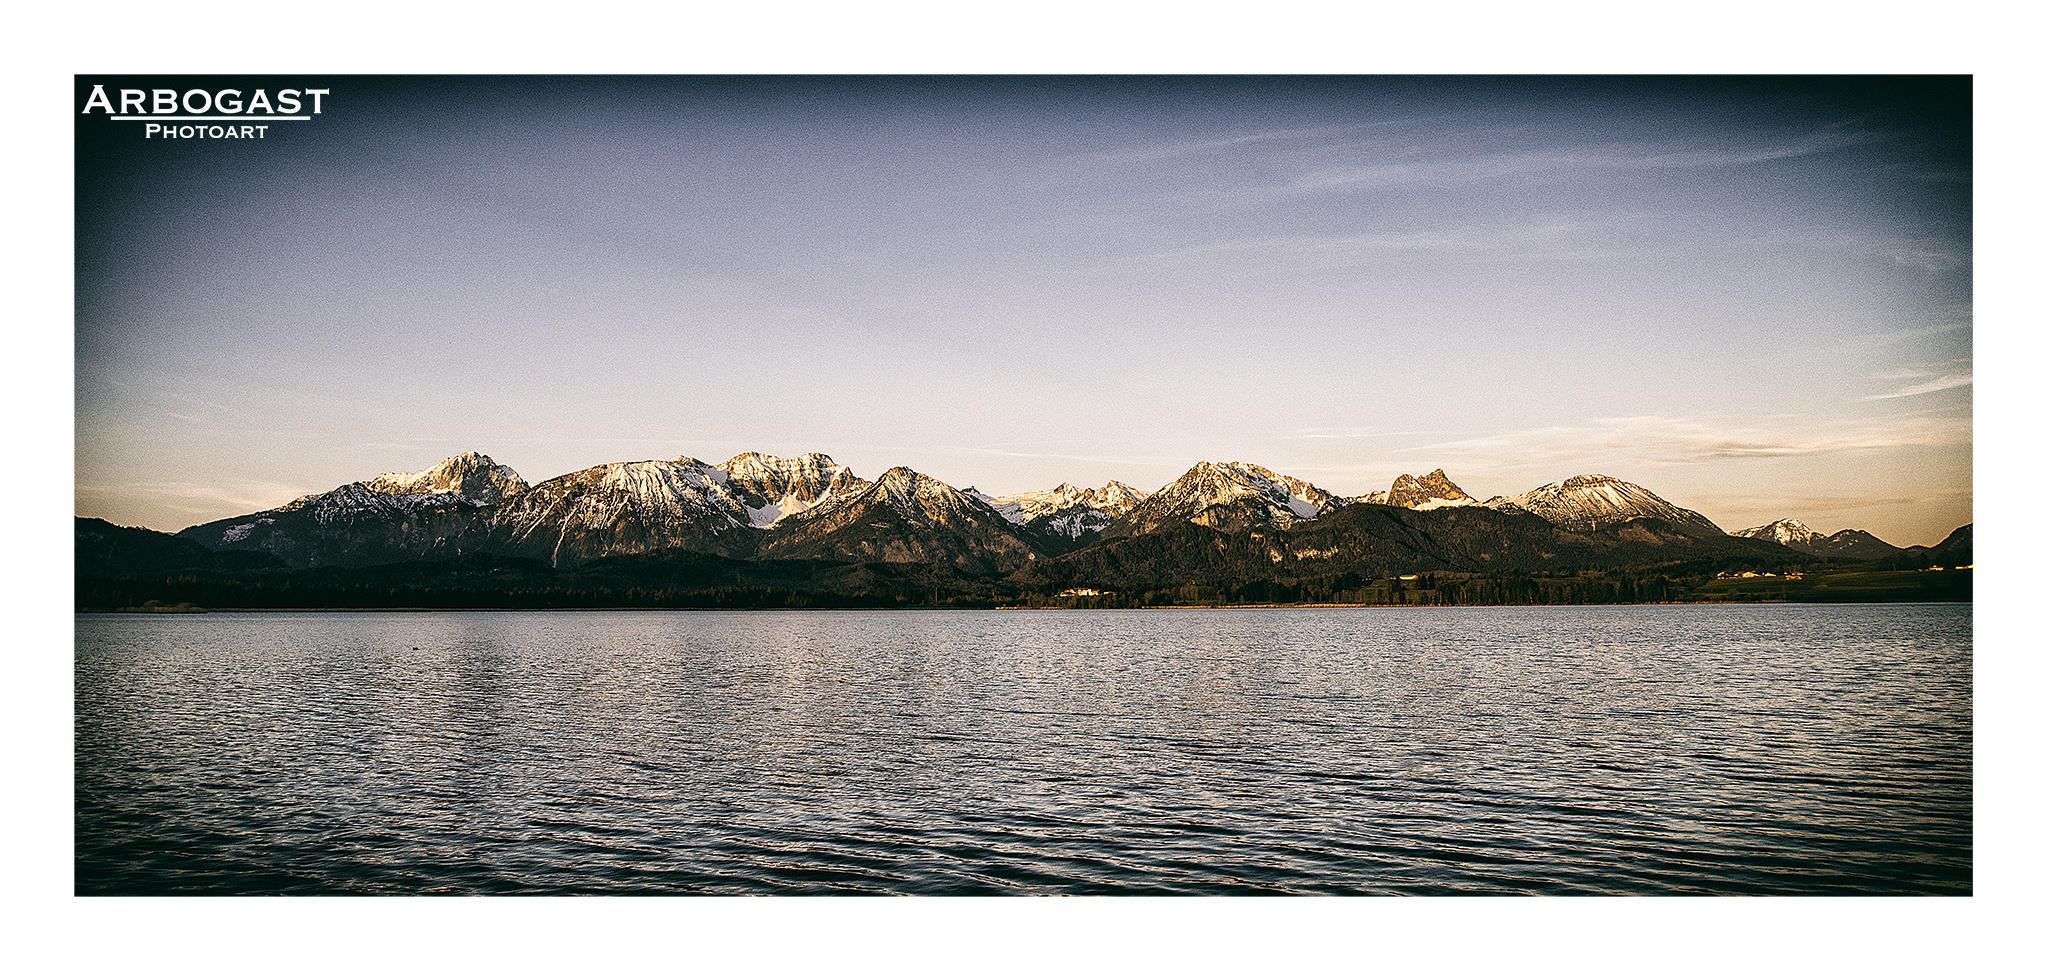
[74, 76, 1971, 545]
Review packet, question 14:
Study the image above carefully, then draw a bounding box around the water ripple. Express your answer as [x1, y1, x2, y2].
[76, 603, 1970, 894]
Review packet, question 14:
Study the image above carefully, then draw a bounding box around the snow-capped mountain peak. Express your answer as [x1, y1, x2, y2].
[181, 454, 516, 568]
[1484, 474, 1723, 538]
[867, 466, 989, 528]
[361, 451, 528, 505]
[1106, 461, 1343, 538]
[1731, 518, 1820, 547]
[1727, 519, 1911, 560]
[747, 465, 1044, 572]
[1188, 461, 1340, 519]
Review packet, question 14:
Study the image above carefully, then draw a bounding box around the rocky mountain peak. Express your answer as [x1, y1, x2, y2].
[721, 451, 842, 475]
[871, 467, 956, 528]
[1093, 481, 1149, 516]
[712, 451, 868, 527]
[1362, 469, 1478, 509]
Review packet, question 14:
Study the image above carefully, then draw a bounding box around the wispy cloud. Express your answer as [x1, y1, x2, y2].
[1866, 373, 1973, 399]
[1876, 321, 1971, 342]
[1406, 415, 1956, 472]
[1286, 427, 1430, 441]
[1089, 126, 1354, 168]
[924, 441, 1193, 468]
[1132, 215, 1633, 267]
[1753, 226, 1970, 275]
[1288, 128, 1878, 195]
[1701, 486, 1974, 518]
[76, 478, 314, 521]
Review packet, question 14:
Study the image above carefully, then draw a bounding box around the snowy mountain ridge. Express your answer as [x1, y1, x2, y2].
[973, 481, 1153, 539]
[1728, 518, 1919, 560]
[175, 449, 1833, 570]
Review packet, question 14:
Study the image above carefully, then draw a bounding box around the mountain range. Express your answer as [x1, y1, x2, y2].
[84, 450, 1970, 601]
[1726, 518, 1929, 560]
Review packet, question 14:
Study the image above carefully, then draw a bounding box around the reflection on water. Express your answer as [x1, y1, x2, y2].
[76, 604, 1971, 894]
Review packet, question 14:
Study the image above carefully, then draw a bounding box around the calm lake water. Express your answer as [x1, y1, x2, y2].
[75, 604, 1971, 895]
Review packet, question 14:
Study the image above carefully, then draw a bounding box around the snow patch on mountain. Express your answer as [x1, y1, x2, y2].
[220, 518, 271, 544]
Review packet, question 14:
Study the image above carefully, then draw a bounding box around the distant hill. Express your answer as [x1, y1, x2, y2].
[1930, 523, 1972, 567]
[1729, 517, 1971, 562]
[78, 517, 285, 575]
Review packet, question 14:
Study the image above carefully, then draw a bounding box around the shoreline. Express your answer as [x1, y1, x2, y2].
[75, 599, 1973, 615]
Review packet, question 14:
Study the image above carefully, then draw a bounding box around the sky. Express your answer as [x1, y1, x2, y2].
[74, 75, 1972, 546]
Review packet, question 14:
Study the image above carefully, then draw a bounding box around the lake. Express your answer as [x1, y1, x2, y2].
[74, 603, 1971, 894]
